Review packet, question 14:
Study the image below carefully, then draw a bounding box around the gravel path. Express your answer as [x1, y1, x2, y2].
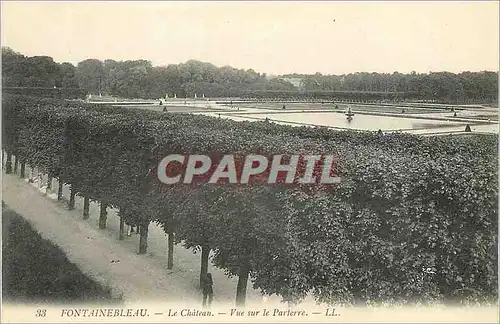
[2, 169, 285, 307]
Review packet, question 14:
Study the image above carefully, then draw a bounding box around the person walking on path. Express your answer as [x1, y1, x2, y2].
[202, 273, 214, 308]
[125, 222, 139, 236]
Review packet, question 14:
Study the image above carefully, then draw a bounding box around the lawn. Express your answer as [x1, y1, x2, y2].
[2, 203, 121, 305]
[116, 103, 234, 113]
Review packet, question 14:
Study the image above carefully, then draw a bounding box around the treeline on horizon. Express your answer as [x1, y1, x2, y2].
[2, 47, 498, 103]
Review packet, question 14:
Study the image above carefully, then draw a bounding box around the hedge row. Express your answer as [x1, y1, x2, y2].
[2, 87, 86, 100]
[2, 94, 497, 306]
[239, 90, 420, 101]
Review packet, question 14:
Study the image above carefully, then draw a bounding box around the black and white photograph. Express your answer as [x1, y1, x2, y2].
[1, 1, 498, 323]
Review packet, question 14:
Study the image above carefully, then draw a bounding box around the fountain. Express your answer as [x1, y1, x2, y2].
[345, 106, 355, 120]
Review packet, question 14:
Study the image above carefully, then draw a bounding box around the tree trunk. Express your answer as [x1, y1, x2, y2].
[2, 149, 4, 169]
[13, 155, 18, 173]
[68, 184, 76, 210]
[200, 245, 210, 289]
[119, 217, 125, 240]
[20, 161, 26, 178]
[167, 231, 175, 269]
[47, 173, 53, 190]
[5, 152, 12, 174]
[99, 203, 107, 229]
[57, 179, 64, 200]
[83, 197, 90, 219]
[235, 267, 250, 307]
[138, 221, 149, 254]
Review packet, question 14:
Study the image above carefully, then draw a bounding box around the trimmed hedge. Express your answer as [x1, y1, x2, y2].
[2, 87, 86, 100]
[2, 94, 497, 306]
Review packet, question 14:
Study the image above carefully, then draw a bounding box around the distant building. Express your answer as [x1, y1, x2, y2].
[280, 77, 303, 90]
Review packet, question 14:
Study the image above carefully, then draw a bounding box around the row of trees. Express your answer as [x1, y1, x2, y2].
[2, 48, 79, 89]
[283, 71, 498, 103]
[3, 47, 497, 103]
[2, 47, 295, 99]
[3, 93, 497, 307]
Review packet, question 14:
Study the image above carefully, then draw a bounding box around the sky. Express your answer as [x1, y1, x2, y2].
[1, 1, 499, 75]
